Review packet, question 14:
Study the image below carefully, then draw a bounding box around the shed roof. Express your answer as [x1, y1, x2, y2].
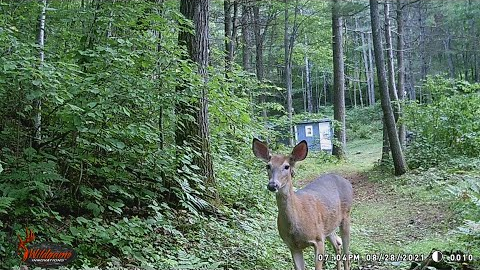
[295, 118, 331, 125]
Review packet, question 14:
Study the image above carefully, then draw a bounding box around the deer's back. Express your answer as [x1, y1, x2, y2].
[297, 173, 353, 210]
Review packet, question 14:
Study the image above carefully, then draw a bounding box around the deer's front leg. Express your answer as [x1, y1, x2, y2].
[291, 249, 305, 270]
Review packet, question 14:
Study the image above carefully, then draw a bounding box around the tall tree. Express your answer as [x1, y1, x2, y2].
[358, 19, 373, 107]
[396, 0, 406, 147]
[178, 0, 215, 189]
[285, 0, 294, 146]
[384, 2, 399, 110]
[252, 1, 275, 122]
[241, 3, 252, 72]
[370, 0, 407, 175]
[224, 0, 238, 73]
[33, 0, 47, 150]
[304, 34, 313, 113]
[332, 0, 346, 159]
[285, 0, 300, 146]
[383, 2, 400, 159]
[224, 0, 233, 73]
[367, 33, 375, 105]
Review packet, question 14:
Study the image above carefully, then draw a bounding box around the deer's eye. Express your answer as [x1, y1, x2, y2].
[266, 164, 271, 170]
[284, 165, 290, 170]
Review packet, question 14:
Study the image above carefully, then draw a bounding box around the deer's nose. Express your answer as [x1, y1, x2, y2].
[267, 181, 278, 192]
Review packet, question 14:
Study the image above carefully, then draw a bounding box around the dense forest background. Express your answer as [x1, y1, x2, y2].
[0, 0, 479, 269]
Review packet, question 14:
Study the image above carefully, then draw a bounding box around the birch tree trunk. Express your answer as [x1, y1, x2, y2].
[33, 0, 47, 149]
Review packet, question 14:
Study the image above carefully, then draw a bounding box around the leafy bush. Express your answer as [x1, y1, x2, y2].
[446, 174, 480, 252]
[404, 76, 480, 168]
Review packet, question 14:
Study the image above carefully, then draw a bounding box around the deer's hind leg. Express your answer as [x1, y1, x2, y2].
[327, 233, 342, 270]
[291, 249, 305, 270]
[313, 240, 326, 270]
[340, 213, 351, 270]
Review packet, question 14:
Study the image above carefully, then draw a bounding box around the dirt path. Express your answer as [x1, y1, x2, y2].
[294, 139, 465, 269]
[343, 171, 459, 269]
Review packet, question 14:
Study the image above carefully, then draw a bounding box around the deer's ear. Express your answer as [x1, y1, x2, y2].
[291, 140, 308, 162]
[252, 138, 271, 162]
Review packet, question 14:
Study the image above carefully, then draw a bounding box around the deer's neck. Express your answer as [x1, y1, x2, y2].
[275, 179, 298, 223]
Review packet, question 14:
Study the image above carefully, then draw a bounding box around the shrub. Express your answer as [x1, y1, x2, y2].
[404, 76, 480, 168]
[346, 105, 382, 140]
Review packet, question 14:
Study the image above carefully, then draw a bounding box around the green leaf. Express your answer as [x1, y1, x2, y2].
[122, 107, 131, 117]
[112, 139, 125, 150]
[76, 217, 89, 224]
[69, 226, 79, 236]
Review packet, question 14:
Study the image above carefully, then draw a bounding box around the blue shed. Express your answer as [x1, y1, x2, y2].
[294, 119, 333, 153]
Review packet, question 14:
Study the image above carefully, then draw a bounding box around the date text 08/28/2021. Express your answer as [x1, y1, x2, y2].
[318, 252, 474, 263]
[317, 253, 425, 262]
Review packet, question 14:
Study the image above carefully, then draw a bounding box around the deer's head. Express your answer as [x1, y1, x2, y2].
[253, 139, 308, 192]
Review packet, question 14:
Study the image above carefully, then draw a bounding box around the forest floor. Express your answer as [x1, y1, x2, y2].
[294, 137, 473, 270]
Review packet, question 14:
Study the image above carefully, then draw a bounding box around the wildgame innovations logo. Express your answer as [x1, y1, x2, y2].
[17, 228, 76, 267]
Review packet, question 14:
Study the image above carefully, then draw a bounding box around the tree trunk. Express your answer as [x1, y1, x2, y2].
[284, 0, 300, 145]
[418, 6, 427, 81]
[367, 34, 376, 105]
[302, 69, 306, 112]
[252, 2, 267, 122]
[353, 19, 363, 107]
[224, 0, 233, 73]
[241, 3, 252, 72]
[323, 72, 327, 106]
[382, 119, 390, 160]
[396, 0, 406, 148]
[315, 67, 319, 112]
[285, 0, 294, 146]
[384, 1, 401, 155]
[445, 34, 455, 78]
[305, 48, 313, 113]
[178, 0, 215, 191]
[384, 2, 399, 106]
[360, 24, 372, 107]
[33, 0, 47, 150]
[232, 1, 238, 61]
[370, 0, 407, 175]
[332, 0, 346, 159]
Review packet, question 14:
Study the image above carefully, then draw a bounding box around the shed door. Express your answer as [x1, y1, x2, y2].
[318, 122, 332, 151]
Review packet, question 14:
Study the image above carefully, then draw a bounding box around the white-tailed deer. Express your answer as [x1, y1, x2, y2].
[253, 138, 353, 270]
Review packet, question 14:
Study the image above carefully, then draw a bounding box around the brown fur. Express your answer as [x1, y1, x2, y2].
[253, 139, 353, 270]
